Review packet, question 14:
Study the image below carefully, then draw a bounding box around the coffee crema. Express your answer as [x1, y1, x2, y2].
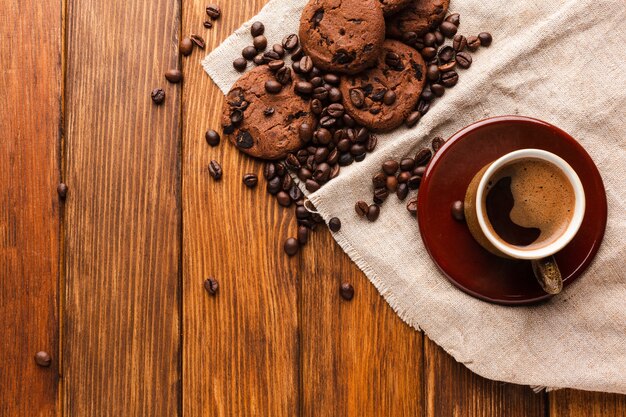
[483, 158, 575, 250]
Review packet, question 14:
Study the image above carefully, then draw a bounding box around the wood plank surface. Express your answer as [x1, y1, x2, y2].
[550, 390, 626, 417]
[182, 1, 300, 416]
[301, 230, 423, 417]
[63, 0, 181, 415]
[0, 0, 62, 416]
[424, 338, 547, 417]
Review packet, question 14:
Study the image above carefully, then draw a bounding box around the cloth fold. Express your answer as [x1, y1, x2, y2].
[204, 0, 626, 394]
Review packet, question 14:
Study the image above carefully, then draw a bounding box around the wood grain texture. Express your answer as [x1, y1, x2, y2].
[182, 1, 300, 416]
[424, 338, 546, 417]
[301, 230, 423, 417]
[550, 390, 626, 417]
[63, 0, 181, 415]
[0, 0, 62, 415]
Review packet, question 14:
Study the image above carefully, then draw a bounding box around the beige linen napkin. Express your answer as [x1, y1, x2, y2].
[203, 0, 626, 393]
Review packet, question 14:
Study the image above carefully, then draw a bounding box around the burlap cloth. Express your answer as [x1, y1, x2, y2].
[203, 0, 626, 393]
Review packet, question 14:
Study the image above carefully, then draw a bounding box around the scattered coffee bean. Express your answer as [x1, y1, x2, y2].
[439, 21, 458, 38]
[373, 187, 389, 203]
[57, 183, 68, 200]
[34, 351, 52, 367]
[208, 160, 223, 180]
[297, 225, 309, 245]
[402, 31, 419, 46]
[275, 67, 292, 85]
[264, 163, 276, 180]
[267, 177, 281, 194]
[205, 129, 220, 146]
[203, 20, 213, 29]
[204, 277, 219, 295]
[416, 99, 430, 114]
[424, 32, 437, 47]
[445, 13, 460, 26]
[397, 171, 411, 183]
[340, 282, 354, 300]
[441, 71, 459, 88]
[434, 30, 445, 45]
[455, 52, 472, 69]
[180, 37, 193, 56]
[366, 135, 378, 152]
[406, 198, 418, 215]
[299, 56, 314, 73]
[355, 200, 369, 217]
[453, 34, 467, 52]
[265, 80, 282, 94]
[233, 57, 247, 72]
[206, 4, 221, 19]
[438, 46, 455, 63]
[432, 136, 445, 152]
[421, 88, 434, 102]
[400, 158, 415, 171]
[329, 217, 341, 232]
[242, 45, 257, 60]
[366, 205, 380, 221]
[251, 21, 265, 37]
[451, 200, 465, 221]
[291, 45, 304, 60]
[164, 69, 182, 83]
[415, 148, 432, 166]
[407, 175, 421, 189]
[372, 172, 386, 188]
[396, 183, 409, 200]
[151, 88, 165, 105]
[295, 81, 313, 94]
[405, 111, 421, 127]
[427, 64, 440, 81]
[430, 83, 445, 97]
[467, 35, 481, 51]
[242, 173, 258, 188]
[305, 179, 320, 192]
[284, 237, 299, 256]
[382, 160, 399, 175]
[478, 32, 493, 47]
[324, 73, 340, 85]
[190, 34, 206, 49]
[272, 44, 285, 57]
[253, 35, 267, 51]
[253, 54, 265, 65]
[276, 191, 291, 207]
[282, 34, 299, 50]
[268, 60, 285, 71]
[299, 123, 313, 143]
[413, 165, 426, 177]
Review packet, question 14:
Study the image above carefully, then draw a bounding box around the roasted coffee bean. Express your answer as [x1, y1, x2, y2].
[407, 175, 421, 189]
[421, 88, 434, 102]
[310, 76, 323, 87]
[298, 123, 313, 143]
[438, 46, 455, 63]
[251, 21, 265, 37]
[446, 13, 460, 26]
[382, 160, 399, 175]
[314, 163, 331, 183]
[330, 163, 341, 178]
[328, 217, 341, 232]
[298, 167, 312, 181]
[386, 175, 398, 191]
[337, 138, 350, 152]
[267, 177, 282, 195]
[356, 152, 366, 162]
[366, 205, 380, 221]
[406, 198, 418, 215]
[319, 115, 336, 129]
[400, 158, 415, 171]
[34, 351, 52, 367]
[242, 173, 258, 188]
[263, 50, 280, 61]
[455, 52, 472, 69]
[424, 32, 437, 47]
[206, 4, 221, 19]
[297, 225, 309, 245]
[327, 148, 339, 165]
[453, 34, 467, 52]
[233, 57, 247, 72]
[413, 165, 426, 176]
[205, 129, 220, 146]
[438, 60, 456, 73]
[430, 83, 445, 97]
[316, 128, 332, 145]
[353, 127, 367, 143]
[405, 111, 421, 127]
[434, 30, 445, 45]
[253, 35, 267, 51]
[253, 54, 265, 65]
[421, 47, 437, 60]
[165, 69, 182, 83]
[289, 185, 303, 202]
[397, 171, 411, 183]
[450, 200, 465, 221]
[314, 147, 329, 163]
[441, 71, 459, 87]
[340, 282, 354, 300]
[427, 64, 440, 81]
[478, 32, 493, 47]
[327, 103, 345, 118]
[305, 179, 320, 192]
[204, 277, 219, 295]
[283, 33, 299, 50]
[299, 56, 313, 73]
[265, 80, 282, 93]
[338, 152, 354, 166]
[291, 45, 304, 60]
[151, 88, 165, 105]
[467, 35, 481, 51]
[349, 89, 365, 108]
[415, 148, 432, 166]
[439, 21, 458, 38]
[308, 99, 322, 116]
[355, 200, 369, 217]
[208, 160, 222, 180]
[296, 205, 310, 220]
[396, 183, 409, 200]
[271, 44, 285, 58]
[323, 73, 340, 85]
[295, 81, 313, 94]
[276, 191, 291, 207]
[284, 237, 299, 256]
[416, 99, 430, 114]
[328, 87, 342, 102]
[366, 134, 377, 152]
[180, 37, 193, 56]
[191, 34, 206, 49]
[432, 136, 445, 152]
[374, 187, 389, 201]
[312, 86, 328, 101]
[264, 163, 276, 180]
[268, 60, 284, 71]
[283, 154, 299, 171]
[385, 52, 402, 69]
[402, 31, 419, 46]
[203, 20, 213, 28]
[271, 67, 290, 85]
[372, 172, 386, 188]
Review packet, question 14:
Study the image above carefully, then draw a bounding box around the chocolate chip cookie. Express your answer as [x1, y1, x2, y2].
[379, 0, 413, 16]
[299, 0, 385, 75]
[221, 66, 314, 160]
[340, 39, 426, 132]
[386, 0, 449, 38]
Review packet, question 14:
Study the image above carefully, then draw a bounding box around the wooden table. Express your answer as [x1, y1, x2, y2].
[1, 0, 625, 415]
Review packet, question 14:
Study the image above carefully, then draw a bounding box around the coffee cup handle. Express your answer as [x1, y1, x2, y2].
[531, 256, 563, 294]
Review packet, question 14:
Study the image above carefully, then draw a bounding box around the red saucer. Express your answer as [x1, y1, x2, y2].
[417, 116, 607, 305]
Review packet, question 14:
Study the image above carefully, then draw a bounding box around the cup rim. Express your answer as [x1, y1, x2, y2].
[475, 149, 586, 260]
